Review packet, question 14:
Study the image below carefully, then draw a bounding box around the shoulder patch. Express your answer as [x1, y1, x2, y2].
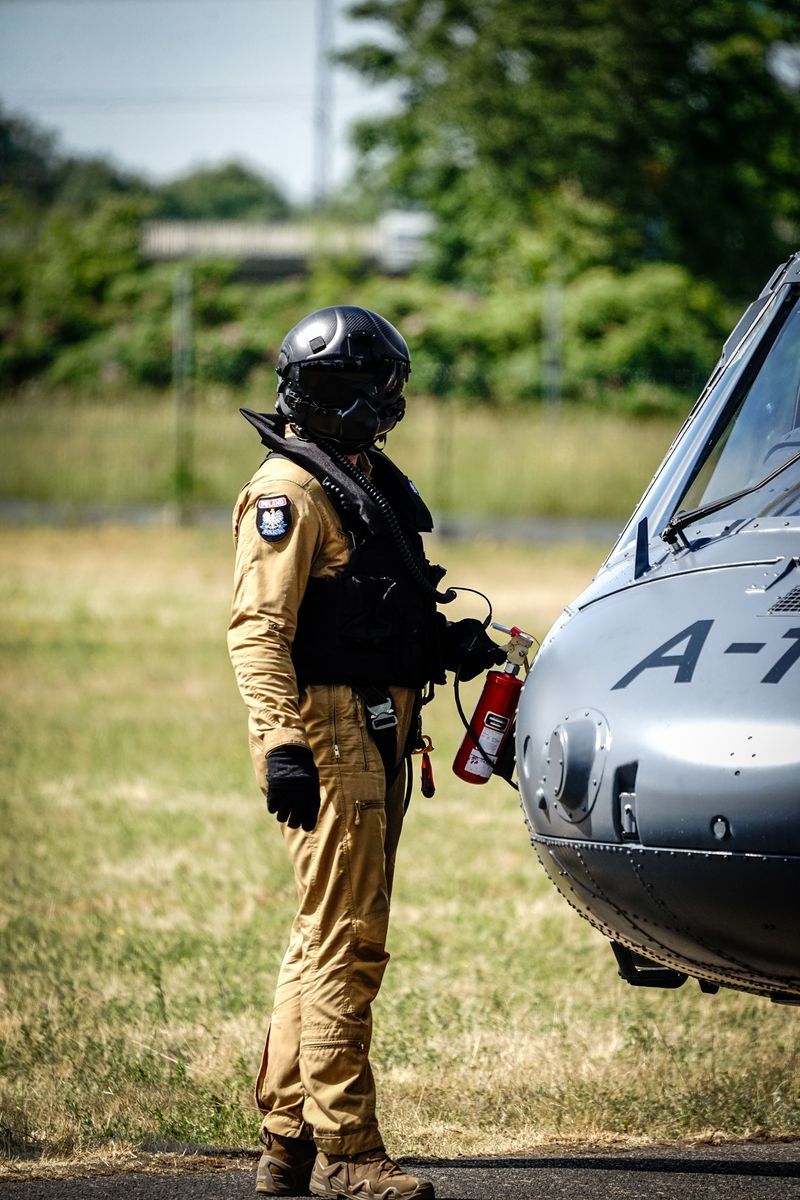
[255, 495, 292, 542]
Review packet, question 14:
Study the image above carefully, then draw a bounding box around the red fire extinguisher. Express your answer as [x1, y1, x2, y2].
[452, 624, 535, 785]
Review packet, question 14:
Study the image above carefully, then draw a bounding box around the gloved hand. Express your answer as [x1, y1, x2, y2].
[266, 745, 320, 832]
[442, 618, 506, 681]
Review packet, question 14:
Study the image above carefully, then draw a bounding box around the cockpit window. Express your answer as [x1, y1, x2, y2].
[677, 292, 800, 515]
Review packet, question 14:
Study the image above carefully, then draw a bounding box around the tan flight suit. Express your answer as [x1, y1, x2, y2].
[227, 451, 418, 1155]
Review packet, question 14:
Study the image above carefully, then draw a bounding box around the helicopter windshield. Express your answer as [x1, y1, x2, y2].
[674, 291, 800, 523]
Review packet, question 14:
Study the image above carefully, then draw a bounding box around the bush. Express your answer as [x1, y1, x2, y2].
[2, 192, 734, 412]
[562, 264, 736, 403]
[195, 323, 266, 388]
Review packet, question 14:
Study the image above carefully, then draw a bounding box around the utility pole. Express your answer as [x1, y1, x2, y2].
[313, 0, 333, 210]
[542, 275, 563, 408]
[172, 265, 194, 524]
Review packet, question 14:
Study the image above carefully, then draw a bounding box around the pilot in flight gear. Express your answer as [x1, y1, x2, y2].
[227, 306, 503, 1200]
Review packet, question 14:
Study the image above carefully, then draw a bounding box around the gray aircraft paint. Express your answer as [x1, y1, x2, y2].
[516, 253, 800, 1004]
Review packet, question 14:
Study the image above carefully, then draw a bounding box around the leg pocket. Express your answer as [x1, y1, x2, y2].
[331, 687, 385, 777]
[343, 775, 390, 947]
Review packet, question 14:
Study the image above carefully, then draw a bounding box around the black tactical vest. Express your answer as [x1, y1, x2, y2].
[241, 410, 447, 689]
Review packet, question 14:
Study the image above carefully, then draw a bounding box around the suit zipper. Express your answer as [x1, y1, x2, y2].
[354, 693, 370, 770]
[302, 1036, 365, 1052]
[331, 685, 341, 765]
[354, 798, 384, 826]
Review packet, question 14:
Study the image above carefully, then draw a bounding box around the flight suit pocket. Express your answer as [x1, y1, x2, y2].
[343, 770, 389, 946]
[354, 798, 384, 825]
[330, 686, 384, 777]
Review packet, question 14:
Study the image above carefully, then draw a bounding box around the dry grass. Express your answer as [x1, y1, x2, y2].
[1, 526, 798, 1173]
[0, 389, 676, 518]
[1, 1148, 256, 1184]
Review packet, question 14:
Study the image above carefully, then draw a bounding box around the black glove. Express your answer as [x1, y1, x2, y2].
[442, 618, 506, 681]
[266, 745, 320, 832]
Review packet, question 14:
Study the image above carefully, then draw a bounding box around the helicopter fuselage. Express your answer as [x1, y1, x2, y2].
[516, 255, 800, 1003]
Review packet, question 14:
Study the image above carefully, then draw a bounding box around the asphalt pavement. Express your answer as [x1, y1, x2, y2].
[3, 1143, 800, 1200]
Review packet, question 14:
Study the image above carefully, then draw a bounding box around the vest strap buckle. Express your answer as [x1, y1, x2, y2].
[365, 697, 398, 732]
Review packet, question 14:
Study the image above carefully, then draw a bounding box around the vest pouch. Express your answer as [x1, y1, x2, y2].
[294, 569, 442, 689]
[337, 574, 399, 644]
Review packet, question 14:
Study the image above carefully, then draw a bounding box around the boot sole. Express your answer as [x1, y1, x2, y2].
[256, 1156, 315, 1196]
[310, 1183, 435, 1200]
[256, 1182, 310, 1196]
[257, 1178, 314, 1196]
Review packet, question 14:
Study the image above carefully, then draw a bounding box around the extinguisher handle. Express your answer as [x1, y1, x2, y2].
[491, 622, 536, 670]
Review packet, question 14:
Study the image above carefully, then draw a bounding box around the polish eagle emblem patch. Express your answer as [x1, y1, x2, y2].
[256, 495, 292, 541]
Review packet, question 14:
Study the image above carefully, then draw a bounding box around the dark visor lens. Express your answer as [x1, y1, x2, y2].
[297, 360, 404, 407]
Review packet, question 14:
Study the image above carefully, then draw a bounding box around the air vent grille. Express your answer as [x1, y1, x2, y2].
[768, 585, 800, 614]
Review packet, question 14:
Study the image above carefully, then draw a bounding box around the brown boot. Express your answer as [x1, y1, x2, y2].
[309, 1146, 435, 1199]
[256, 1131, 317, 1196]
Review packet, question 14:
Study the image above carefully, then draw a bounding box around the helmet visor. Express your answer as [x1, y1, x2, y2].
[294, 358, 406, 409]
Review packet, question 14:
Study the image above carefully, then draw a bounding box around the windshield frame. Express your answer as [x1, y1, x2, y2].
[603, 282, 800, 568]
[663, 446, 800, 544]
[662, 290, 800, 539]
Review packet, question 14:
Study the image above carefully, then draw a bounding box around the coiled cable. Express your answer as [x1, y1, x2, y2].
[318, 437, 457, 605]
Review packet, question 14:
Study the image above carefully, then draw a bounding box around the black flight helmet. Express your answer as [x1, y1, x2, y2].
[275, 305, 410, 452]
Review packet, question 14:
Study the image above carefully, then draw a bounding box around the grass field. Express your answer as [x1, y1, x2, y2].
[0, 389, 678, 518]
[2, 526, 799, 1173]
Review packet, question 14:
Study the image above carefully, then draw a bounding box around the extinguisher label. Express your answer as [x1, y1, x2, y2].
[464, 711, 509, 779]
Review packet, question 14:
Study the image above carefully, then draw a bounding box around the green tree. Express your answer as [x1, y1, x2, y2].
[54, 156, 152, 215]
[155, 160, 291, 221]
[0, 195, 148, 386]
[0, 107, 151, 216]
[0, 105, 61, 207]
[341, 0, 800, 296]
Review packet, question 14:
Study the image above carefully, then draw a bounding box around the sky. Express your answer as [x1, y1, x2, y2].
[0, 0, 397, 203]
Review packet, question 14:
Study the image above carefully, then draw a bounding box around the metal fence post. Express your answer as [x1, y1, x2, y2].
[172, 265, 194, 523]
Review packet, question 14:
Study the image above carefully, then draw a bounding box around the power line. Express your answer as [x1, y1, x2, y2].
[3, 90, 315, 109]
[313, 0, 333, 208]
[0, 0, 306, 5]
[1, 84, 368, 111]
